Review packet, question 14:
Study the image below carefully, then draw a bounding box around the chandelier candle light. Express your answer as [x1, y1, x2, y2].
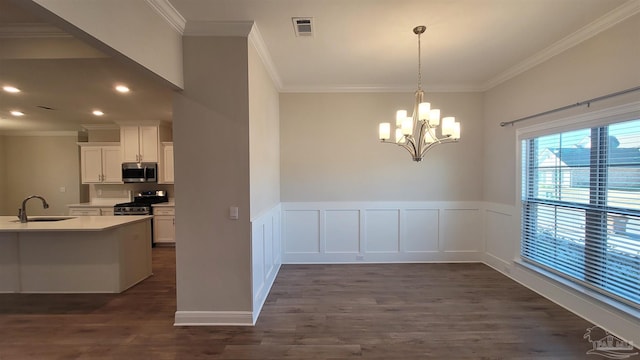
[378, 25, 460, 162]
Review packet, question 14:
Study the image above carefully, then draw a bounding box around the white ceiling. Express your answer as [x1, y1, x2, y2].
[0, 0, 636, 133]
[168, 0, 633, 91]
[0, 0, 174, 133]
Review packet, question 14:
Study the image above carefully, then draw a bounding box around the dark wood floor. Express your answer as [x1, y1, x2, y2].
[0, 247, 608, 359]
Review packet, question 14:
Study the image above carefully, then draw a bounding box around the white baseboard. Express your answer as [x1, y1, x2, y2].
[506, 261, 640, 346]
[174, 311, 254, 326]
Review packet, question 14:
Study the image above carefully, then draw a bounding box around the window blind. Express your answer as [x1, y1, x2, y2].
[521, 118, 640, 307]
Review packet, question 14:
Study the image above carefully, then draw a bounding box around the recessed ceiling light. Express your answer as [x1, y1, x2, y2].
[3, 86, 20, 93]
[92, 110, 104, 116]
[115, 85, 130, 93]
[10, 110, 24, 116]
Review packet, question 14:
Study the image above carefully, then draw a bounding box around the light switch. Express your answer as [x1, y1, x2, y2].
[229, 206, 239, 220]
[59, 186, 66, 193]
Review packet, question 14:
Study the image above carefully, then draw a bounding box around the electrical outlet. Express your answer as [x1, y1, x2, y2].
[356, 255, 364, 261]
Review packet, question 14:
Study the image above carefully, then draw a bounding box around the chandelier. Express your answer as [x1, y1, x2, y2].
[378, 25, 460, 162]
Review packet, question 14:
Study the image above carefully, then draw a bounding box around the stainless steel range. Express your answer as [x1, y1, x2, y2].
[114, 190, 168, 216]
[115, 191, 169, 246]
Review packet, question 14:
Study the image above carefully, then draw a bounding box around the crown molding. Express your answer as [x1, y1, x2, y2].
[279, 83, 483, 93]
[0, 130, 79, 137]
[145, 0, 185, 34]
[142, 0, 638, 94]
[482, 0, 640, 91]
[114, 120, 169, 127]
[248, 24, 283, 91]
[0, 23, 71, 38]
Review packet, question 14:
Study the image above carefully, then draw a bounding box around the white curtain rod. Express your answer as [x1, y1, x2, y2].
[500, 85, 640, 127]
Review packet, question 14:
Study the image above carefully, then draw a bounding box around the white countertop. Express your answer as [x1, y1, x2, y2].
[0, 215, 152, 232]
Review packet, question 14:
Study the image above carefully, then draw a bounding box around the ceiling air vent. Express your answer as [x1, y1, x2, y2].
[292, 17, 313, 37]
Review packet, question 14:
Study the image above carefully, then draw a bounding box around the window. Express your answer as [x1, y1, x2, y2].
[521, 118, 640, 307]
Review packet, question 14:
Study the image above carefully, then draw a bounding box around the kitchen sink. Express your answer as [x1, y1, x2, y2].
[11, 217, 76, 223]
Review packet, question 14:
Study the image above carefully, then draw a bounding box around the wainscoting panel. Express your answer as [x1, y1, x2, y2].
[483, 204, 517, 270]
[365, 209, 400, 253]
[404, 209, 439, 252]
[325, 210, 360, 254]
[251, 223, 265, 295]
[283, 210, 320, 254]
[441, 209, 482, 252]
[283, 202, 482, 263]
[251, 204, 282, 324]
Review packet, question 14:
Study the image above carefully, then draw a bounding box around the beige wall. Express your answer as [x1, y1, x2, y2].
[174, 36, 252, 312]
[481, 13, 640, 344]
[0, 136, 5, 212]
[87, 128, 119, 142]
[248, 36, 280, 218]
[483, 13, 640, 205]
[280, 92, 484, 201]
[2, 135, 81, 216]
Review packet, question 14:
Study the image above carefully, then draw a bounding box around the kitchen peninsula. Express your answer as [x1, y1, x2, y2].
[0, 215, 152, 293]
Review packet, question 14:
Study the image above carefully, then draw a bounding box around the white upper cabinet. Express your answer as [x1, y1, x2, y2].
[121, 125, 159, 163]
[81, 146, 103, 183]
[79, 144, 122, 184]
[101, 146, 123, 183]
[119, 124, 172, 163]
[160, 142, 174, 184]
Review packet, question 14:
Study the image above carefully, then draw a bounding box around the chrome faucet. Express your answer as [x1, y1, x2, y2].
[18, 195, 49, 223]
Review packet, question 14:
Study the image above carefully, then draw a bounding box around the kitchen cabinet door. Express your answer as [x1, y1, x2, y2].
[139, 126, 159, 162]
[161, 143, 174, 184]
[80, 146, 103, 183]
[101, 147, 123, 183]
[100, 207, 115, 216]
[154, 215, 175, 243]
[120, 126, 159, 163]
[153, 206, 175, 244]
[120, 126, 141, 162]
[80, 145, 122, 184]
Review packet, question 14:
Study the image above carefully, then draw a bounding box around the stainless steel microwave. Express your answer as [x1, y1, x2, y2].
[122, 162, 157, 183]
